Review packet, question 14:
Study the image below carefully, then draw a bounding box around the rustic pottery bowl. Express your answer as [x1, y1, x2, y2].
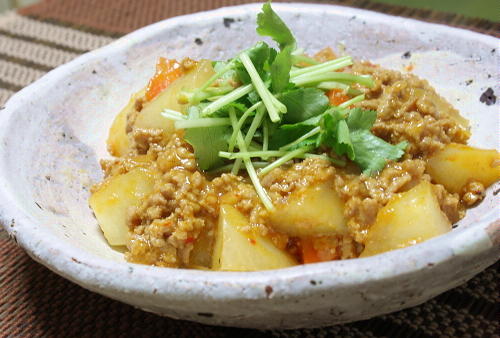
[0, 3, 498, 329]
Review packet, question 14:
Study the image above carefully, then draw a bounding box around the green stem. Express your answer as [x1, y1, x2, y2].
[201, 83, 253, 116]
[219, 150, 288, 160]
[292, 72, 374, 88]
[258, 147, 312, 177]
[269, 93, 284, 109]
[291, 59, 352, 80]
[244, 105, 265, 146]
[239, 53, 285, 122]
[317, 82, 363, 96]
[290, 56, 351, 77]
[196, 61, 234, 94]
[292, 54, 320, 65]
[184, 85, 235, 104]
[174, 117, 231, 129]
[161, 109, 185, 121]
[206, 95, 223, 101]
[262, 118, 269, 153]
[244, 157, 274, 211]
[228, 110, 274, 210]
[232, 105, 266, 173]
[316, 81, 349, 91]
[338, 94, 365, 108]
[228, 110, 241, 175]
[279, 126, 320, 151]
[227, 101, 261, 152]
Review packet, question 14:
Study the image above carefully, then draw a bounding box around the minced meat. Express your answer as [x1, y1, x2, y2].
[95, 60, 473, 268]
[351, 62, 470, 158]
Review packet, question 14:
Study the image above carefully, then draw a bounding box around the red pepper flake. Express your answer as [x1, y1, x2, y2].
[185, 237, 195, 244]
[248, 238, 256, 245]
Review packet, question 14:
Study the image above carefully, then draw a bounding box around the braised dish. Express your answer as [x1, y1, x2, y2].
[89, 4, 500, 271]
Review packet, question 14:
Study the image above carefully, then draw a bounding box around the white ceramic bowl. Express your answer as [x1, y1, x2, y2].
[0, 3, 498, 329]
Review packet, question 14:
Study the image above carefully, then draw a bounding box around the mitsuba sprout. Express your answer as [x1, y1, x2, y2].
[162, 3, 406, 210]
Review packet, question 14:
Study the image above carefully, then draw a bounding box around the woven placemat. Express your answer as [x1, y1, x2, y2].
[1, 0, 499, 336]
[17, 0, 500, 36]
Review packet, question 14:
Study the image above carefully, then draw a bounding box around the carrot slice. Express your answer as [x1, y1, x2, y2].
[301, 238, 322, 264]
[327, 88, 350, 106]
[145, 57, 184, 102]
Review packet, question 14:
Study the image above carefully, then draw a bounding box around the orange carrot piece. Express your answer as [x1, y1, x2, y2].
[301, 238, 322, 264]
[145, 57, 184, 102]
[327, 88, 350, 106]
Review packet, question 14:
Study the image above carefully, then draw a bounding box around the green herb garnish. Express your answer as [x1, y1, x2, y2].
[161, 2, 407, 210]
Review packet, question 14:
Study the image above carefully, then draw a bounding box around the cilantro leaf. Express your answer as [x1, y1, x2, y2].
[346, 108, 377, 130]
[183, 107, 231, 170]
[269, 110, 327, 148]
[318, 112, 354, 160]
[256, 2, 296, 50]
[271, 45, 293, 92]
[267, 48, 278, 70]
[345, 107, 407, 173]
[269, 126, 309, 149]
[350, 130, 407, 175]
[280, 88, 330, 123]
[256, 4, 295, 94]
[334, 119, 354, 160]
[185, 126, 230, 170]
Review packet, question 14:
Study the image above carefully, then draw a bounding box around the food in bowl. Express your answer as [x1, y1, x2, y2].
[89, 3, 500, 271]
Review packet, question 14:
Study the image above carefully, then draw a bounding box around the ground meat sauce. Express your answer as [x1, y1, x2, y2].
[125, 133, 219, 267]
[351, 62, 470, 158]
[96, 60, 475, 268]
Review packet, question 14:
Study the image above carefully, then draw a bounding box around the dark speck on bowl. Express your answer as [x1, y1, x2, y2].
[402, 51, 411, 59]
[480, 88, 496, 106]
[223, 17, 235, 28]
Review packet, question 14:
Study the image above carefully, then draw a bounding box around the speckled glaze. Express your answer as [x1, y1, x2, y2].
[0, 3, 498, 329]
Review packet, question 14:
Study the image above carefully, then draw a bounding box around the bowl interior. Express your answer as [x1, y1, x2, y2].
[0, 4, 498, 265]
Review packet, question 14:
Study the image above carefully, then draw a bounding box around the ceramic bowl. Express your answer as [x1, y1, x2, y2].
[0, 3, 498, 329]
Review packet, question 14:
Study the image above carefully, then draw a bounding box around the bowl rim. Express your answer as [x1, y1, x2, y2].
[0, 2, 498, 300]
